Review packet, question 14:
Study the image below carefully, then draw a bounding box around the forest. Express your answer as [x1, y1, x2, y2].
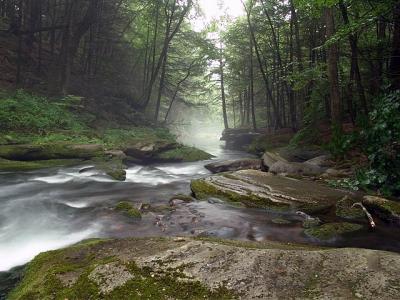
[0, 0, 400, 299]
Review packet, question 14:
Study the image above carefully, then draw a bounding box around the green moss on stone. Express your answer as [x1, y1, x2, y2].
[336, 196, 364, 220]
[169, 194, 194, 203]
[9, 238, 237, 300]
[0, 158, 83, 171]
[115, 201, 142, 218]
[271, 218, 292, 225]
[156, 146, 212, 162]
[305, 222, 363, 241]
[190, 178, 291, 211]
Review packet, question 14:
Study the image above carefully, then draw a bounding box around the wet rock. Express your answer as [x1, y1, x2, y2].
[205, 158, 261, 173]
[169, 194, 194, 205]
[123, 140, 177, 159]
[155, 146, 213, 162]
[305, 155, 333, 168]
[305, 222, 364, 241]
[279, 146, 328, 162]
[221, 128, 262, 149]
[363, 196, 400, 226]
[269, 161, 326, 177]
[105, 150, 127, 160]
[191, 169, 354, 213]
[271, 218, 292, 225]
[0, 158, 82, 171]
[261, 151, 287, 171]
[336, 196, 365, 220]
[197, 227, 237, 238]
[12, 238, 400, 299]
[114, 201, 142, 218]
[321, 168, 352, 179]
[0, 143, 104, 161]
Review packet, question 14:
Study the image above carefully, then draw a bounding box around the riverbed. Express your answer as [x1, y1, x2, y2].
[1, 140, 400, 297]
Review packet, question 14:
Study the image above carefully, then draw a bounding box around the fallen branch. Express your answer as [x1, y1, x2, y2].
[352, 202, 376, 229]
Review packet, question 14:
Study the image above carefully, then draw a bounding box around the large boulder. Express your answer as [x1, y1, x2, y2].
[9, 238, 400, 300]
[261, 151, 287, 171]
[363, 196, 400, 226]
[191, 169, 355, 213]
[205, 159, 261, 173]
[0, 143, 104, 161]
[278, 146, 328, 162]
[123, 140, 177, 160]
[221, 128, 262, 149]
[269, 161, 326, 177]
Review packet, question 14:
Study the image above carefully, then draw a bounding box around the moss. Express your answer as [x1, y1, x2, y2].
[304, 222, 363, 241]
[271, 218, 292, 225]
[107, 169, 126, 181]
[169, 194, 194, 203]
[0, 158, 83, 171]
[190, 178, 291, 211]
[106, 262, 236, 300]
[302, 218, 321, 229]
[10, 238, 236, 300]
[156, 146, 212, 162]
[114, 201, 142, 218]
[336, 196, 365, 220]
[0, 143, 104, 161]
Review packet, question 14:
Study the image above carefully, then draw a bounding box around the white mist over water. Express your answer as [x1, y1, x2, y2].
[0, 226, 99, 271]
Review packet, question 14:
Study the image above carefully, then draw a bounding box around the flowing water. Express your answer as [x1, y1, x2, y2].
[1, 136, 400, 297]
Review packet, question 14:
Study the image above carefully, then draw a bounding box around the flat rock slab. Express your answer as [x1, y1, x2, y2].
[10, 238, 400, 300]
[205, 159, 261, 173]
[191, 169, 356, 212]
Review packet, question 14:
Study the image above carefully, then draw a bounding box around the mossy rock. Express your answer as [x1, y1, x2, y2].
[190, 177, 291, 211]
[107, 169, 126, 181]
[92, 157, 126, 181]
[304, 222, 363, 241]
[191, 170, 349, 213]
[363, 196, 400, 225]
[114, 201, 141, 218]
[336, 196, 365, 220]
[271, 218, 292, 225]
[169, 194, 194, 203]
[302, 218, 321, 229]
[0, 158, 83, 171]
[0, 143, 104, 161]
[8, 238, 235, 300]
[156, 146, 212, 162]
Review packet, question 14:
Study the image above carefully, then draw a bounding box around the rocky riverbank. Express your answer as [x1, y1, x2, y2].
[8, 237, 400, 300]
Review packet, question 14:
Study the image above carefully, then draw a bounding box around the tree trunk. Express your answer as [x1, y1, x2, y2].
[390, 2, 400, 90]
[325, 7, 341, 125]
[220, 47, 229, 130]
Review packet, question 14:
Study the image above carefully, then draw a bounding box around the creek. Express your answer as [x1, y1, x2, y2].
[1, 137, 400, 298]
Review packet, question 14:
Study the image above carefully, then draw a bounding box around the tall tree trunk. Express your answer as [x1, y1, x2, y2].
[220, 47, 229, 130]
[325, 7, 341, 125]
[390, 2, 400, 90]
[154, 49, 168, 121]
[249, 37, 257, 130]
[338, 0, 367, 114]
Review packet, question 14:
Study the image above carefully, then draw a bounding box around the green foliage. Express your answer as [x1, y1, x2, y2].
[329, 91, 400, 196]
[0, 90, 85, 133]
[325, 124, 354, 159]
[356, 91, 400, 196]
[102, 128, 176, 147]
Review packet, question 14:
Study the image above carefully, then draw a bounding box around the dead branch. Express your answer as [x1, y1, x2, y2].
[352, 202, 376, 229]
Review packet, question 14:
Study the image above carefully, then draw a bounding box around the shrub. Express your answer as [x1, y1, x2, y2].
[0, 90, 85, 132]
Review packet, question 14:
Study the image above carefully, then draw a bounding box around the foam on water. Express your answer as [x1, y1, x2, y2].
[0, 225, 100, 271]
